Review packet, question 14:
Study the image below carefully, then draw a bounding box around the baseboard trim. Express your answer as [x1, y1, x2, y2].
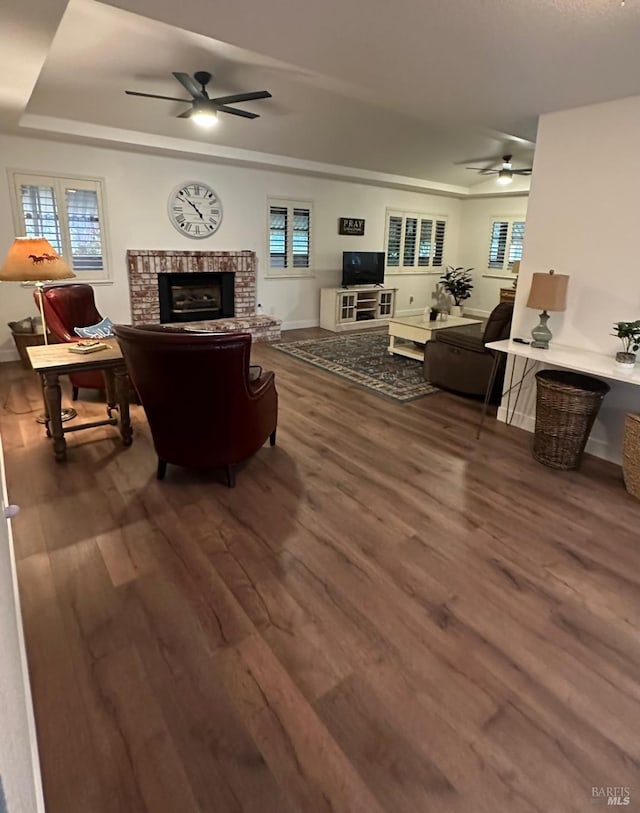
[0, 350, 20, 363]
[281, 318, 319, 331]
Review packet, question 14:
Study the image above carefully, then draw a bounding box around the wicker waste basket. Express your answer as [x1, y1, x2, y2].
[533, 370, 610, 470]
[623, 413, 640, 500]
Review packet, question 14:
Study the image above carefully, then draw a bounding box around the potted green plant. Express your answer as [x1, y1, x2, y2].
[612, 320, 640, 368]
[439, 266, 474, 316]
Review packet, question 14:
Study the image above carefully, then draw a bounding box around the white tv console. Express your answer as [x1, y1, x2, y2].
[320, 286, 396, 332]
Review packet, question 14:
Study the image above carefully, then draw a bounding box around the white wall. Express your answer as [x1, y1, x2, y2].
[459, 195, 528, 315]
[504, 94, 640, 463]
[0, 134, 465, 358]
[0, 434, 45, 813]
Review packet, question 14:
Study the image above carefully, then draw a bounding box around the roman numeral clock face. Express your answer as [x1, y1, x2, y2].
[168, 182, 223, 239]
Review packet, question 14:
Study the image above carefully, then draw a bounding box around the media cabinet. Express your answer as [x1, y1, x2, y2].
[320, 286, 396, 332]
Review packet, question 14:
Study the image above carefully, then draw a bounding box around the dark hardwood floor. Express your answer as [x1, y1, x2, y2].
[2, 328, 640, 813]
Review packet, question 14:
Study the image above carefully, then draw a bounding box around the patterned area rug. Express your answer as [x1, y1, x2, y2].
[274, 332, 439, 402]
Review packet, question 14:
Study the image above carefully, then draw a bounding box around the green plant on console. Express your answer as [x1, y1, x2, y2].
[612, 320, 640, 353]
[439, 266, 474, 306]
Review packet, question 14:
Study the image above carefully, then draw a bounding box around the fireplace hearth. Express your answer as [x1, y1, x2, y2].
[158, 271, 234, 323]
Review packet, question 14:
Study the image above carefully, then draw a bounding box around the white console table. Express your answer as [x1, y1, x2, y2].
[478, 339, 640, 438]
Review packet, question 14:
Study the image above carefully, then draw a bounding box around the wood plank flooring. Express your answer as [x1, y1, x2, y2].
[2, 328, 640, 813]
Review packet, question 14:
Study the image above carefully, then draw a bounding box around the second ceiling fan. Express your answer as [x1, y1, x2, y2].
[125, 71, 272, 127]
[466, 154, 533, 185]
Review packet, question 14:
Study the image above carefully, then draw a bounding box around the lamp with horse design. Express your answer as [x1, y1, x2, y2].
[0, 237, 77, 422]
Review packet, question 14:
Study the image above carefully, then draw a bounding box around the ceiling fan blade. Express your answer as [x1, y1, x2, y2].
[512, 169, 533, 175]
[466, 166, 498, 173]
[172, 72, 205, 98]
[125, 90, 190, 103]
[177, 108, 193, 119]
[211, 90, 272, 105]
[216, 105, 259, 119]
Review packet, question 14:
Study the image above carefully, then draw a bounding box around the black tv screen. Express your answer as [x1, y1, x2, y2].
[342, 252, 385, 286]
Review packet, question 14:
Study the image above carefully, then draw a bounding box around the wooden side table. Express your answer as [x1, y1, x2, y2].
[499, 287, 516, 304]
[26, 340, 133, 461]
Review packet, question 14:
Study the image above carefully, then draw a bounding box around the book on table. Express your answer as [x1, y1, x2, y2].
[68, 341, 108, 354]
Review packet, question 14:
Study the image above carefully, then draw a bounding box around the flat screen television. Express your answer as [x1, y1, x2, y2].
[341, 251, 385, 287]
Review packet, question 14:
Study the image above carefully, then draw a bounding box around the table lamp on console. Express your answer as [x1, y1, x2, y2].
[0, 237, 77, 422]
[526, 269, 569, 349]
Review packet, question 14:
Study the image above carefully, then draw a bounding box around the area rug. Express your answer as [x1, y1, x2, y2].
[273, 332, 439, 402]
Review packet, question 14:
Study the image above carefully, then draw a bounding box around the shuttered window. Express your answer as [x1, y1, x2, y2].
[11, 172, 109, 281]
[488, 217, 526, 271]
[268, 199, 313, 274]
[385, 209, 447, 271]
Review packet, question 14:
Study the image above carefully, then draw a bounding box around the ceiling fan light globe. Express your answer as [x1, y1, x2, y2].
[497, 169, 513, 185]
[192, 109, 218, 128]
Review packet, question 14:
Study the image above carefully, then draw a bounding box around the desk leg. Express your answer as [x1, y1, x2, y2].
[43, 372, 65, 460]
[477, 352, 502, 440]
[114, 366, 132, 446]
[103, 369, 117, 419]
[39, 374, 51, 438]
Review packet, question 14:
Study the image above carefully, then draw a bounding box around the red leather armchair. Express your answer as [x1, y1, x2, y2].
[113, 325, 278, 487]
[35, 284, 106, 398]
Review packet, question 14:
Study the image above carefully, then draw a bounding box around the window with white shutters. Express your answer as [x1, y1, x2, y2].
[11, 171, 110, 281]
[488, 217, 526, 272]
[268, 199, 313, 275]
[385, 209, 447, 271]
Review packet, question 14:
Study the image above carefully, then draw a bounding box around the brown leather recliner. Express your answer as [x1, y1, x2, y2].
[113, 325, 278, 487]
[424, 302, 514, 401]
[35, 284, 106, 398]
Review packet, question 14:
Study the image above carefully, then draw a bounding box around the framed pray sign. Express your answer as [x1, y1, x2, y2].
[338, 217, 365, 236]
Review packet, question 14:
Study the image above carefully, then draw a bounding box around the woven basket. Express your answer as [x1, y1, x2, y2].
[623, 414, 640, 499]
[533, 370, 610, 470]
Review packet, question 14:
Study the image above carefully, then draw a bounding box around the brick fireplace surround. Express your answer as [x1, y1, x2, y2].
[126, 250, 281, 342]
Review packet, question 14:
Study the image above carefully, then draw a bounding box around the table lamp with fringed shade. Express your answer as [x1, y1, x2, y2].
[526, 268, 569, 349]
[0, 237, 75, 345]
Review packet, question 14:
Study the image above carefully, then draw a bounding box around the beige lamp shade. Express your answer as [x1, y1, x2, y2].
[526, 269, 568, 312]
[511, 260, 520, 274]
[0, 237, 75, 282]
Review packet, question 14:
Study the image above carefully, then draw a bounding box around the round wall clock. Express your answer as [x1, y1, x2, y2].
[168, 181, 223, 239]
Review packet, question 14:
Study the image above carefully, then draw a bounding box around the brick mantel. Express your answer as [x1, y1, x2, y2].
[126, 250, 257, 325]
[126, 249, 280, 343]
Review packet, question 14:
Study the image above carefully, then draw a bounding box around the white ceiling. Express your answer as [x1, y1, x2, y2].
[3, 0, 640, 190]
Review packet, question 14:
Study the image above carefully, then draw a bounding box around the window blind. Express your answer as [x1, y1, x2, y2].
[508, 221, 525, 266]
[269, 206, 287, 268]
[65, 188, 103, 271]
[292, 208, 310, 268]
[20, 185, 63, 254]
[488, 221, 509, 268]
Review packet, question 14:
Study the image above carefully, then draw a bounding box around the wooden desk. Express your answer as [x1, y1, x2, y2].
[26, 340, 132, 461]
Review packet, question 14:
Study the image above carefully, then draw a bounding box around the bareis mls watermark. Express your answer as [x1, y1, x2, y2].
[591, 786, 631, 805]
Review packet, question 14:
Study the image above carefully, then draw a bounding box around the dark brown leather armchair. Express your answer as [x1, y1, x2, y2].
[35, 284, 106, 398]
[113, 325, 278, 487]
[424, 302, 514, 401]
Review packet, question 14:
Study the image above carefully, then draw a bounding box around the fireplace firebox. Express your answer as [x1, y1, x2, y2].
[158, 272, 235, 323]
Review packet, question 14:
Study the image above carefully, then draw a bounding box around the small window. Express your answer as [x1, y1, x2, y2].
[385, 209, 447, 271]
[10, 171, 110, 281]
[268, 199, 313, 274]
[488, 217, 526, 271]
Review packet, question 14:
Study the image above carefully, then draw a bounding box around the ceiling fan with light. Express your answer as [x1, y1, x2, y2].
[465, 154, 533, 185]
[125, 71, 272, 127]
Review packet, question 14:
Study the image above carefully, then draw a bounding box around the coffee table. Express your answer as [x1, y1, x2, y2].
[387, 314, 483, 361]
[27, 339, 133, 461]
